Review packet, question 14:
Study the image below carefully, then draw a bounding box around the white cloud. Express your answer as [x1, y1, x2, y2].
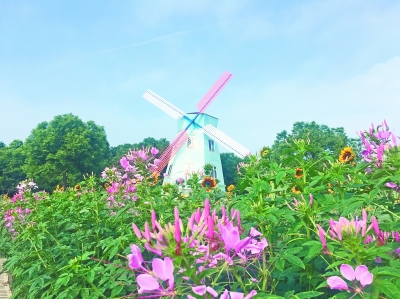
[214, 56, 400, 153]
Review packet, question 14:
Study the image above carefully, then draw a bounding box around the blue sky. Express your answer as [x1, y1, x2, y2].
[1, 0, 399, 154]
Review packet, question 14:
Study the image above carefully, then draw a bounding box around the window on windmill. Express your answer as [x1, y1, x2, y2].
[187, 137, 196, 149]
[167, 165, 173, 175]
[208, 139, 215, 152]
[211, 166, 218, 179]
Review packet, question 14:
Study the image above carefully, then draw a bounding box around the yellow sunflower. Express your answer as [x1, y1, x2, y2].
[202, 177, 217, 189]
[74, 184, 81, 191]
[227, 184, 235, 192]
[104, 183, 110, 189]
[291, 186, 301, 194]
[327, 183, 334, 194]
[339, 147, 355, 163]
[261, 149, 269, 157]
[294, 168, 303, 179]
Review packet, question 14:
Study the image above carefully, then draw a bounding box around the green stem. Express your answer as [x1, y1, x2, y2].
[372, 203, 400, 220]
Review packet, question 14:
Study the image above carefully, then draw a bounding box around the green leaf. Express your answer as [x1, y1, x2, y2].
[255, 294, 285, 299]
[110, 285, 124, 297]
[275, 258, 285, 271]
[292, 291, 324, 298]
[341, 200, 364, 216]
[377, 279, 400, 299]
[375, 267, 400, 278]
[284, 255, 305, 269]
[276, 171, 286, 185]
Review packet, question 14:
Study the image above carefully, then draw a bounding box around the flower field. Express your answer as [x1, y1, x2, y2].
[1, 121, 400, 299]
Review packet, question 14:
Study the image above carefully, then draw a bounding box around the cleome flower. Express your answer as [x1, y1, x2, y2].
[327, 264, 373, 296]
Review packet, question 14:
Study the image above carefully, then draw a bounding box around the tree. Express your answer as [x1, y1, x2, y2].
[220, 152, 244, 187]
[270, 121, 360, 163]
[23, 114, 110, 190]
[0, 140, 27, 195]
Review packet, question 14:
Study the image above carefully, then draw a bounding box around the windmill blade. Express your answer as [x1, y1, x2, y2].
[197, 71, 233, 113]
[202, 124, 251, 159]
[143, 89, 185, 119]
[155, 130, 189, 172]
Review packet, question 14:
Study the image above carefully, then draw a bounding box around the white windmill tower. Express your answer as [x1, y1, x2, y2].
[142, 71, 250, 188]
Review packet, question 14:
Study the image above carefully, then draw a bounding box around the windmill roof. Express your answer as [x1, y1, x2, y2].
[186, 112, 218, 120]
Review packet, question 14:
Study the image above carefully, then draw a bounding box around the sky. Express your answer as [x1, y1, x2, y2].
[1, 0, 399, 155]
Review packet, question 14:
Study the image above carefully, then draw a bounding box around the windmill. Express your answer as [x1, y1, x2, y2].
[143, 71, 251, 187]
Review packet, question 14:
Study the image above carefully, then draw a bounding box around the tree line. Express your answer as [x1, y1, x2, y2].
[0, 113, 358, 195]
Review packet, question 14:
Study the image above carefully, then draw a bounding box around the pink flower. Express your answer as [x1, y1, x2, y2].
[327, 264, 373, 293]
[192, 285, 218, 297]
[150, 147, 159, 156]
[220, 289, 257, 299]
[127, 244, 145, 270]
[219, 223, 251, 254]
[135, 257, 175, 294]
[120, 157, 131, 171]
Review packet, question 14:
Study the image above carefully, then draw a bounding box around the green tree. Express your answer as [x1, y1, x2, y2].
[220, 152, 243, 187]
[270, 121, 360, 164]
[0, 140, 27, 195]
[23, 114, 110, 190]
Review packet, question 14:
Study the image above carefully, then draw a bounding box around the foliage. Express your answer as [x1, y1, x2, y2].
[0, 140, 27, 196]
[271, 121, 360, 164]
[220, 152, 244, 187]
[22, 114, 110, 190]
[1, 120, 400, 299]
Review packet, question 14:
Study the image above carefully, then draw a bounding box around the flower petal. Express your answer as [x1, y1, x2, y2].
[354, 265, 368, 281]
[340, 264, 355, 281]
[244, 290, 257, 299]
[192, 285, 207, 295]
[229, 292, 244, 299]
[136, 274, 159, 293]
[327, 276, 348, 290]
[220, 290, 229, 299]
[206, 286, 218, 297]
[356, 265, 373, 286]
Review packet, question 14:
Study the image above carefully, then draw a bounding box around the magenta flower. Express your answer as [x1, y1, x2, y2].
[327, 264, 373, 294]
[150, 147, 159, 156]
[328, 212, 369, 241]
[220, 289, 257, 299]
[136, 257, 175, 294]
[120, 157, 132, 171]
[127, 244, 145, 270]
[192, 285, 218, 297]
[219, 222, 251, 254]
[386, 182, 399, 191]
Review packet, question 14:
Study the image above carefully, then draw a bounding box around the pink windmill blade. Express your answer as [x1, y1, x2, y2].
[155, 130, 189, 172]
[197, 71, 233, 113]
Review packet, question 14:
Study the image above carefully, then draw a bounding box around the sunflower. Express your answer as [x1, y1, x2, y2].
[261, 149, 269, 157]
[227, 184, 235, 192]
[201, 177, 217, 189]
[327, 183, 334, 194]
[294, 167, 303, 179]
[291, 186, 301, 194]
[339, 147, 355, 163]
[74, 184, 81, 191]
[104, 183, 110, 189]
